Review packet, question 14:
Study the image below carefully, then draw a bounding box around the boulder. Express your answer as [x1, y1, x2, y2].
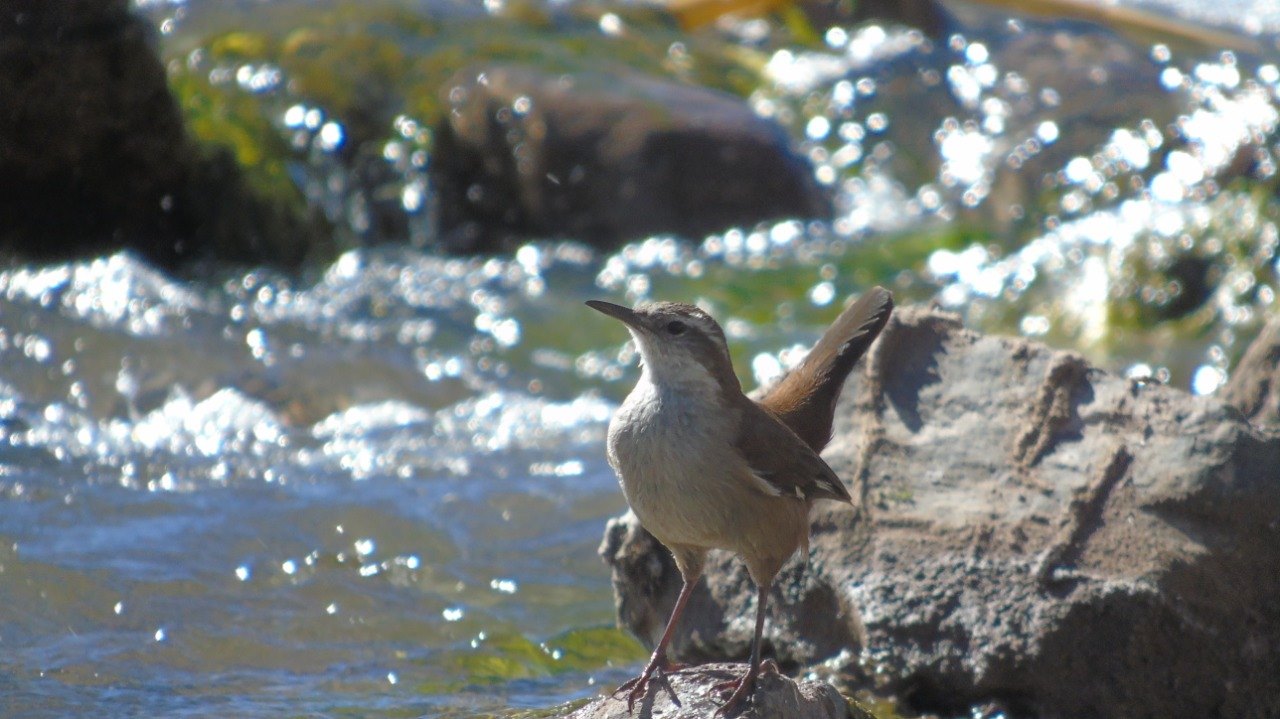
[1223, 317, 1280, 426]
[431, 64, 831, 252]
[0, 0, 328, 270]
[563, 662, 868, 719]
[601, 305, 1280, 718]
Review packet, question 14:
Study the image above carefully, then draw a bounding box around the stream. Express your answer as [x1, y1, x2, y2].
[1, 0, 1278, 716]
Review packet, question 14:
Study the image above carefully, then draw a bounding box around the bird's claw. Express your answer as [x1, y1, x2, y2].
[711, 676, 755, 717]
[614, 659, 682, 713]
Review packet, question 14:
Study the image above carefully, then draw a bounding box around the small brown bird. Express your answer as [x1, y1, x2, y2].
[587, 287, 893, 715]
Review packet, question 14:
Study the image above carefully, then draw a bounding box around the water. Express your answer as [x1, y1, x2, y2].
[4, 0, 1280, 716]
[0, 251, 647, 717]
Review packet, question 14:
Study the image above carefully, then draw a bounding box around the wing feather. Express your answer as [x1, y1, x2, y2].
[734, 398, 852, 503]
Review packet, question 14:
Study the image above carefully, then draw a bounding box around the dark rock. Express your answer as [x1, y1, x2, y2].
[0, 0, 328, 270]
[563, 662, 867, 719]
[602, 305, 1280, 718]
[431, 64, 831, 252]
[1223, 317, 1280, 426]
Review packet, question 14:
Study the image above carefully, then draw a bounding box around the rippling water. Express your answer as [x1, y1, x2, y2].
[0, 242, 899, 716]
[0, 250, 642, 716]
[4, 0, 1280, 716]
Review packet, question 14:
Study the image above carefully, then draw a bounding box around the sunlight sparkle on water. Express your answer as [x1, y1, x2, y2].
[529, 460, 584, 476]
[915, 45, 1280, 390]
[1065, 157, 1100, 187]
[806, 116, 832, 141]
[309, 391, 610, 482]
[598, 12, 622, 36]
[1019, 315, 1050, 336]
[0, 254, 202, 336]
[126, 389, 284, 459]
[809, 281, 836, 306]
[1192, 365, 1226, 395]
[401, 181, 426, 212]
[761, 26, 917, 95]
[1126, 363, 1155, 381]
[1107, 129, 1153, 170]
[490, 578, 518, 594]
[1036, 120, 1060, 144]
[752, 353, 784, 387]
[938, 124, 994, 190]
[235, 63, 282, 93]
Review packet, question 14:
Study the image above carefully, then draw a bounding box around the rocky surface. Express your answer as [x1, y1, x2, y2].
[1223, 316, 1280, 426]
[431, 64, 831, 253]
[601, 304, 1280, 718]
[564, 662, 868, 719]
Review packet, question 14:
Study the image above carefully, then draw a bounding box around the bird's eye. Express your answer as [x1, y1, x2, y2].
[666, 320, 687, 336]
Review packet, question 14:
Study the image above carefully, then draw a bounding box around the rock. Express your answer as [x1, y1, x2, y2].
[431, 64, 831, 253]
[563, 662, 866, 719]
[0, 0, 328, 270]
[601, 305, 1280, 718]
[1222, 317, 1280, 426]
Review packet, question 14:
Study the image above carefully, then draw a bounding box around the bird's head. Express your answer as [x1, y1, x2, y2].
[586, 300, 740, 393]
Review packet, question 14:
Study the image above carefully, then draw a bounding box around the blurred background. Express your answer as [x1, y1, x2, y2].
[0, 0, 1277, 715]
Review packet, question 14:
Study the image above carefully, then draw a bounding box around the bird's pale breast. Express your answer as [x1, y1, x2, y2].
[607, 375, 807, 568]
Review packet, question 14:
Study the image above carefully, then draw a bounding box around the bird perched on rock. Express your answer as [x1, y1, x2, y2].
[587, 287, 893, 715]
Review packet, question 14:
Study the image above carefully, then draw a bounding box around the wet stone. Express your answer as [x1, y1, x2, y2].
[431, 63, 832, 253]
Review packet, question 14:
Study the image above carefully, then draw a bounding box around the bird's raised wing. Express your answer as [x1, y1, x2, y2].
[757, 287, 892, 453]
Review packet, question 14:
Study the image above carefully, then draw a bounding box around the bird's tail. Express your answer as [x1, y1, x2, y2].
[757, 287, 893, 453]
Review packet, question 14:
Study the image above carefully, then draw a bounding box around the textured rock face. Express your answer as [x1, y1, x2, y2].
[431, 64, 831, 252]
[601, 305, 1280, 718]
[563, 662, 866, 719]
[1223, 317, 1280, 426]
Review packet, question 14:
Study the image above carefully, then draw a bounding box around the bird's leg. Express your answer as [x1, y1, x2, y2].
[615, 575, 698, 712]
[714, 583, 770, 717]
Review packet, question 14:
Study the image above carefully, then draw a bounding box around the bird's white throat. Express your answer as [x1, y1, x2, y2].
[630, 332, 724, 397]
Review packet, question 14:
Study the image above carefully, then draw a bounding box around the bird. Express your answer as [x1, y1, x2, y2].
[586, 287, 893, 715]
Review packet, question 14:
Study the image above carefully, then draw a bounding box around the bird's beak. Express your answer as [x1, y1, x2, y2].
[586, 300, 643, 330]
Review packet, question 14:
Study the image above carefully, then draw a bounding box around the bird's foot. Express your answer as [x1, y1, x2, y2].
[614, 656, 682, 713]
[712, 668, 759, 717]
